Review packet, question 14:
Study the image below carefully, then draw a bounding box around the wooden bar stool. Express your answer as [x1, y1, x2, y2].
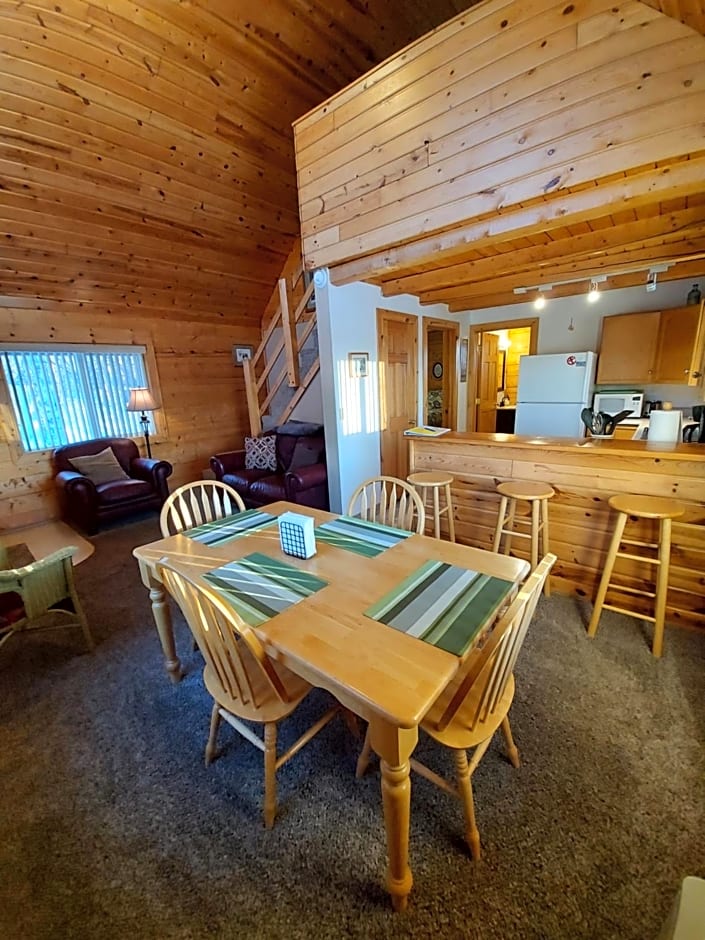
[407, 471, 455, 541]
[492, 481, 555, 594]
[587, 494, 685, 657]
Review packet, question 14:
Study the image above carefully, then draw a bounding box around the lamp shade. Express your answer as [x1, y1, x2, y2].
[127, 387, 157, 412]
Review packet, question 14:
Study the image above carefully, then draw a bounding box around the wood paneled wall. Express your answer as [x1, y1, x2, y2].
[0, 308, 258, 528]
[409, 434, 705, 629]
[294, 0, 705, 308]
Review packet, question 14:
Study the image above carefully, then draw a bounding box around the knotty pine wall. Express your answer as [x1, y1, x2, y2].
[0, 307, 258, 529]
[295, 0, 705, 275]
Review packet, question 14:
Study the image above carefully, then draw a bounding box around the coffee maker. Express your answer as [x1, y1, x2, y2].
[683, 405, 704, 443]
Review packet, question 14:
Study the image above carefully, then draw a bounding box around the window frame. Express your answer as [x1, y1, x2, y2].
[0, 341, 166, 459]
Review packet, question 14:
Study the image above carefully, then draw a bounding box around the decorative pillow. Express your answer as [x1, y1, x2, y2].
[244, 435, 277, 471]
[69, 447, 130, 485]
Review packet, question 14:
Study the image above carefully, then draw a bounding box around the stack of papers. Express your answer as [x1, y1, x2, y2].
[403, 426, 451, 437]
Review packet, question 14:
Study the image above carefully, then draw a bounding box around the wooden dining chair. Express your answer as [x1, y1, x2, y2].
[0, 545, 94, 653]
[347, 475, 426, 534]
[160, 480, 246, 537]
[356, 553, 556, 859]
[157, 558, 339, 828]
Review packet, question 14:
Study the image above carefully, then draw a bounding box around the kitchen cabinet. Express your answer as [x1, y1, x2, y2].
[596, 303, 705, 386]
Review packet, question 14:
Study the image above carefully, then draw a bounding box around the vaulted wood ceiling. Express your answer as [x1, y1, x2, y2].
[296, 0, 705, 311]
[0, 0, 478, 324]
[2, 0, 704, 323]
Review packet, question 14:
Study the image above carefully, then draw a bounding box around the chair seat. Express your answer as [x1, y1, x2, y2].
[496, 481, 555, 501]
[422, 674, 515, 750]
[407, 471, 454, 487]
[0, 592, 25, 628]
[97, 477, 154, 504]
[608, 494, 685, 520]
[203, 648, 311, 724]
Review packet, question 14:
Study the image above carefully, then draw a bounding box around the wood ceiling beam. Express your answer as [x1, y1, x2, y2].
[417, 238, 705, 304]
[328, 153, 705, 286]
[445, 259, 705, 311]
[379, 206, 705, 295]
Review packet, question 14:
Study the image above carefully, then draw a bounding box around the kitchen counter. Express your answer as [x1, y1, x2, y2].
[407, 431, 705, 629]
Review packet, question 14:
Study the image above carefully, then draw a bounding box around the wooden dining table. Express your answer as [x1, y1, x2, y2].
[133, 500, 530, 911]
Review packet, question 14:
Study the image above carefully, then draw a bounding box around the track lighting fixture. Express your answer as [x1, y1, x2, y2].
[512, 263, 674, 302]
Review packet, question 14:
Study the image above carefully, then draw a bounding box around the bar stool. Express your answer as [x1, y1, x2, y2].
[587, 494, 685, 657]
[407, 471, 455, 541]
[492, 481, 555, 594]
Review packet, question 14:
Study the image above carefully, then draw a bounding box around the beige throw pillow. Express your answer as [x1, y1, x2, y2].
[69, 447, 130, 485]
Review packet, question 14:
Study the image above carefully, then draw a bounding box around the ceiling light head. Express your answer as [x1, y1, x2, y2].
[534, 293, 546, 310]
[587, 279, 600, 303]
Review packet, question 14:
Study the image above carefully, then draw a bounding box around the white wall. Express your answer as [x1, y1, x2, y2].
[315, 273, 457, 512]
[460, 276, 705, 410]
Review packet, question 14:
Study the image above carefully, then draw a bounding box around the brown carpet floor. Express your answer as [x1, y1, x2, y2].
[1, 514, 703, 940]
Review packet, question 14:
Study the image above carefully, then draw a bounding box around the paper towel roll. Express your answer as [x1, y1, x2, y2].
[648, 409, 682, 443]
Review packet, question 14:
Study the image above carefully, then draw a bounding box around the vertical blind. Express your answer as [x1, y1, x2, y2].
[0, 346, 149, 452]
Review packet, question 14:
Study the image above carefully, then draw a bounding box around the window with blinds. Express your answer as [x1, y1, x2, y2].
[0, 344, 150, 452]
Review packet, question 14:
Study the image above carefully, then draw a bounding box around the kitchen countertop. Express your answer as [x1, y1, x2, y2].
[422, 430, 704, 460]
[406, 430, 704, 626]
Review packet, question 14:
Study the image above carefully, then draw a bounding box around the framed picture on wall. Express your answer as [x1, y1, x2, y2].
[348, 352, 369, 378]
[459, 338, 469, 383]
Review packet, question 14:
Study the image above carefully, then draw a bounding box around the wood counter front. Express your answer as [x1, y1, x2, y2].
[408, 432, 705, 630]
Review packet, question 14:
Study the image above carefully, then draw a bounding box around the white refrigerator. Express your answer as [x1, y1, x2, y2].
[514, 351, 597, 438]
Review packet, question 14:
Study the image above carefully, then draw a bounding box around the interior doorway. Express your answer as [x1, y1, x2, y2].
[423, 318, 459, 429]
[468, 317, 538, 432]
[377, 309, 418, 479]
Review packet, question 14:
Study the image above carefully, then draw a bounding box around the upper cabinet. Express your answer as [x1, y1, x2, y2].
[596, 304, 705, 387]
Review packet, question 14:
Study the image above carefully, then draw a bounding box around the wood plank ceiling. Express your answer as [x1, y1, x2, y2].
[295, 0, 705, 311]
[0, 0, 480, 325]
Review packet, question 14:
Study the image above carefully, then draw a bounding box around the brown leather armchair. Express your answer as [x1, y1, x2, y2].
[53, 437, 173, 535]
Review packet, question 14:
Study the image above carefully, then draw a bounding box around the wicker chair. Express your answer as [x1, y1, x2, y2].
[0, 545, 93, 652]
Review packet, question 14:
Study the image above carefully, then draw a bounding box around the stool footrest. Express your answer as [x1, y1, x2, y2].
[499, 528, 531, 541]
[608, 584, 656, 599]
[615, 550, 659, 565]
[603, 602, 656, 623]
[621, 537, 659, 550]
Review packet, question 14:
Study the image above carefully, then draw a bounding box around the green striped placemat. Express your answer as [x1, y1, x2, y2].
[314, 515, 412, 557]
[204, 552, 328, 626]
[365, 561, 514, 656]
[183, 509, 276, 546]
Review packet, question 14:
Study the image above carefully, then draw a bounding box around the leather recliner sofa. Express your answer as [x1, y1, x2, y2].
[53, 437, 173, 534]
[210, 422, 328, 511]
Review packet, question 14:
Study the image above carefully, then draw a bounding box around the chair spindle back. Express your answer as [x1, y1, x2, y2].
[158, 561, 291, 708]
[160, 481, 246, 537]
[347, 476, 425, 534]
[435, 554, 556, 733]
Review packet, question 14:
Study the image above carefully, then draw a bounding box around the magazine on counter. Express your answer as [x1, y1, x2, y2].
[403, 425, 451, 437]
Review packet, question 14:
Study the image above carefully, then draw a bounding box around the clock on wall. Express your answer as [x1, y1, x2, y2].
[432, 361, 443, 379]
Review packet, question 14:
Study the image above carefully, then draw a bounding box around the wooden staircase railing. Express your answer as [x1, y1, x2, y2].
[243, 244, 319, 436]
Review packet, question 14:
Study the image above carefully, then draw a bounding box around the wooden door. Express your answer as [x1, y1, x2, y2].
[378, 310, 417, 478]
[476, 332, 499, 432]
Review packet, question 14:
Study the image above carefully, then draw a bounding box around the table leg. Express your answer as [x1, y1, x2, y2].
[139, 561, 182, 682]
[369, 718, 418, 911]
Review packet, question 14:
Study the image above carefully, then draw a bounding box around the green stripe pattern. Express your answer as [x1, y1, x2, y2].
[204, 552, 328, 626]
[314, 515, 412, 558]
[365, 561, 514, 656]
[183, 510, 276, 546]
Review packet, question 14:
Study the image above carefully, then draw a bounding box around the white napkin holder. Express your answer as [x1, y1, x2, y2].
[278, 512, 317, 559]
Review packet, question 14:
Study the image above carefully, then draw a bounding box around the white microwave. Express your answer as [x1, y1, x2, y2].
[593, 391, 644, 421]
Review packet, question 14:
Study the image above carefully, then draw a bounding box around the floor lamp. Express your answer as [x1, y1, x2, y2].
[127, 387, 157, 458]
